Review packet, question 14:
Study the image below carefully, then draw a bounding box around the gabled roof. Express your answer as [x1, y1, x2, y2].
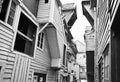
[82, 0, 94, 26]
[62, 3, 77, 28]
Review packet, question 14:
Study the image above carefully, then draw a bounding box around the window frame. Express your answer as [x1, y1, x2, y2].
[37, 32, 45, 50]
[12, 5, 39, 58]
[0, 0, 18, 28]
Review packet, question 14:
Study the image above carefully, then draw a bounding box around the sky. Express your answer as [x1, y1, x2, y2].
[60, 0, 90, 44]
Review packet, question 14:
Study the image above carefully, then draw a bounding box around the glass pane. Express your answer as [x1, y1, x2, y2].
[7, 16, 13, 25]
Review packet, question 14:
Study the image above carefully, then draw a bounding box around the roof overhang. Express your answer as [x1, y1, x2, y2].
[82, 1, 94, 26]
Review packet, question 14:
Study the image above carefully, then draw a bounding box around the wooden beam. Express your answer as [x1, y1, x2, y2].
[38, 23, 49, 34]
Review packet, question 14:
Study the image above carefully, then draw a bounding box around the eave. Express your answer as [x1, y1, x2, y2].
[62, 3, 77, 28]
[82, 1, 94, 26]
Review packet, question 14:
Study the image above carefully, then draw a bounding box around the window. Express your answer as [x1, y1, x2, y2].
[7, 1, 16, 25]
[0, 66, 1, 72]
[37, 32, 44, 49]
[63, 45, 66, 65]
[34, 73, 46, 82]
[0, 0, 16, 26]
[103, 44, 109, 81]
[45, 0, 48, 3]
[14, 13, 37, 57]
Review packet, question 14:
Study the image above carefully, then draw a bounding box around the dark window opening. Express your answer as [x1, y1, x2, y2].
[0, 0, 10, 21]
[14, 13, 37, 57]
[0, 66, 1, 72]
[37, 32, 44, 49]
[7, 1, 16, 26]
[45, 0, 48, 3]
[34, 73, 46, 82]
[63, 45, 66, 65]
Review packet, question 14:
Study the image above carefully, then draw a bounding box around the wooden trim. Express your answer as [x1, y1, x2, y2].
[11, 54, 18, 82]
[0, 62, 6, 82]
[11, 6, 21, 51]
[38, 23, 49, 34]
[17, 30, 33, 42]
[5, 0, 12, 23]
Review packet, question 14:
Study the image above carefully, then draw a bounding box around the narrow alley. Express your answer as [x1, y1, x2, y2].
[0, 0, 120, 82]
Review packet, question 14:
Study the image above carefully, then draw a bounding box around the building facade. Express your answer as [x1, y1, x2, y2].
[0, 0, 77, 82]
[82, 0, 120, 82]
[75, 40, 87, 82]
[62, 3, 78, 82]
[84, 26, 95, 82]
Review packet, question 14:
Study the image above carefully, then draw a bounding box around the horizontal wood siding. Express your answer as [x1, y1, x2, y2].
[0, 22, 16, 82]
[0, 24, 14, 52]
[97, 0, 110, 56]
[37, 0, 51, 23]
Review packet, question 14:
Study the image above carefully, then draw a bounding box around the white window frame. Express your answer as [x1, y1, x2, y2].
[0, 0, 18, 30]
[11, 3, 39, 58]
[37, 32, 45, 50]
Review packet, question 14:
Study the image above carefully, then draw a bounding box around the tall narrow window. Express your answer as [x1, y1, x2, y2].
[7, 1, 16, 25]
[63, 45, 66, 65]
[14, 13, 37, 57]
[37, 32, 44, 49]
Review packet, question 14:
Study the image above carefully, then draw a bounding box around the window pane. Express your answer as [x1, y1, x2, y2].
[7, 1, 16, 26]
[0, 0, 10, 21]
[14, 13, 37, 57]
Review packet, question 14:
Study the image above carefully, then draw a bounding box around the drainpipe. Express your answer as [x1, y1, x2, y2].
[38, 22, 49, 34]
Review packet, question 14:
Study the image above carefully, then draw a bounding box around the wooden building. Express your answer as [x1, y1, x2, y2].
[0, 0, 77, 82]
[84, 26, 95, 82]
[82, 0, 120, 82]
[62, 3, 78, 82]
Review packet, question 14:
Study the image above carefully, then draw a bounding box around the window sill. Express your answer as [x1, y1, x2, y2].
[0, 20, 15, 33]
[36, 47, 44, 52]
[13, 50, 34, 59]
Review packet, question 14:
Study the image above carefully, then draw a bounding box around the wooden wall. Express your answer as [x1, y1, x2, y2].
[53, 0, 65, 58]
[97, 0, 110, 59]
[0, 15, 55, 82]
[37, 0, 51, 23]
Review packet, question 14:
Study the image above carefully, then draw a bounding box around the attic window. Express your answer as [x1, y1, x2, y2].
[45, 0, 48, 3]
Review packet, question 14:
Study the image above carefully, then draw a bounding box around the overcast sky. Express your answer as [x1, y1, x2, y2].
[60, 0, 90, 44]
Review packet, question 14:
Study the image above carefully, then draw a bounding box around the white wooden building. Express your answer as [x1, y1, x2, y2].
[0, 0, 77, 82]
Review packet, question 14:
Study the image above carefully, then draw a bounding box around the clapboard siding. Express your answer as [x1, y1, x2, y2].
[0, 23, 14, 52]
[37, 0, 51, 23]
[34, 34, 51, 67]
